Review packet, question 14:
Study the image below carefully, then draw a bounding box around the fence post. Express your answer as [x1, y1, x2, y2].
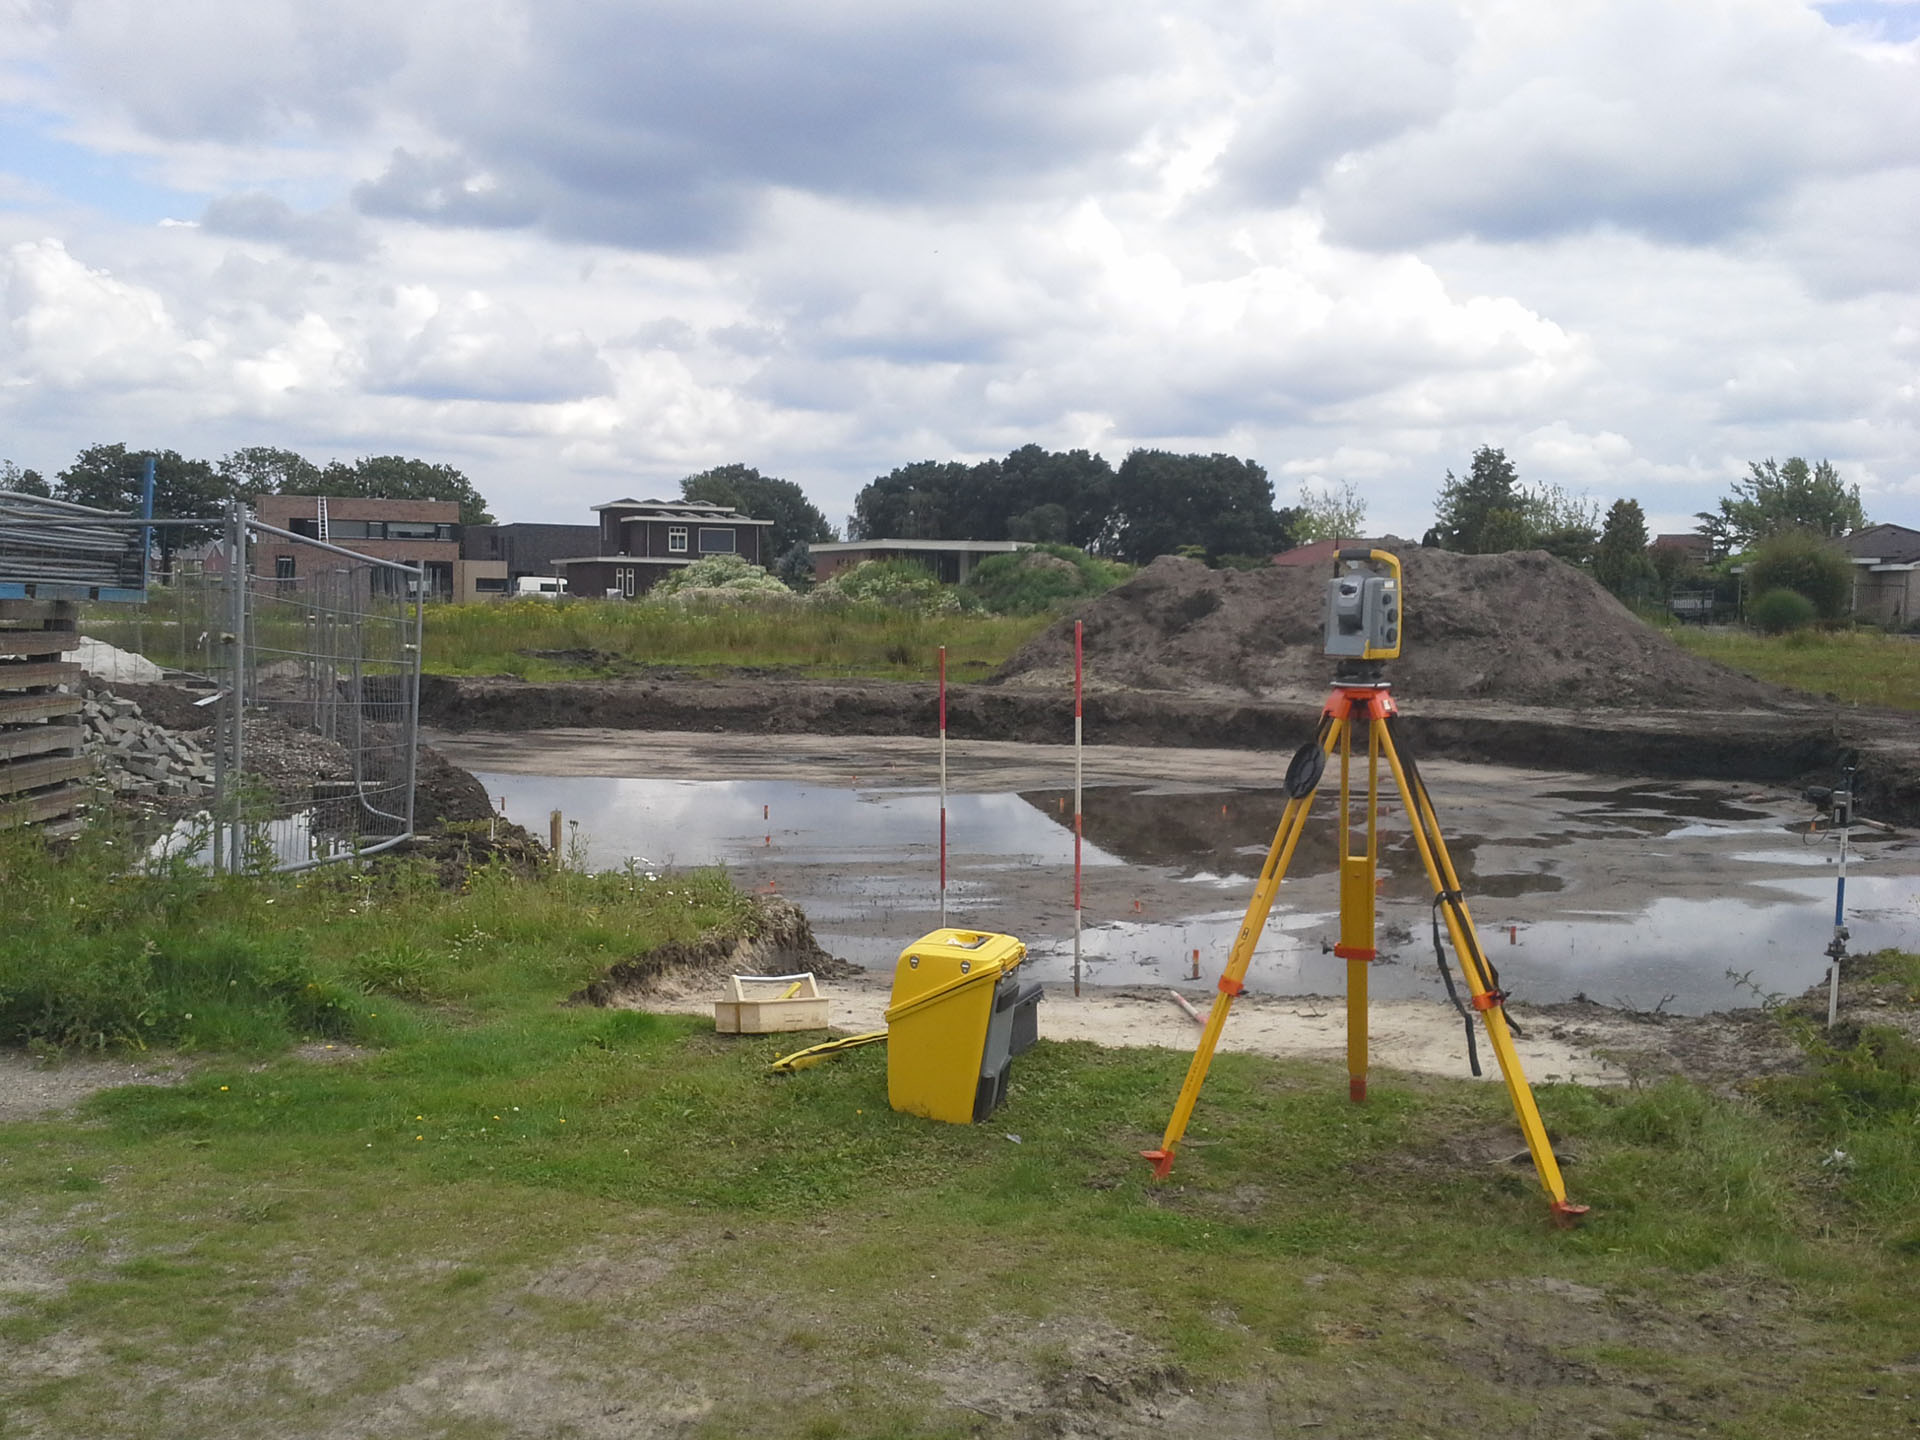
[227, 501, 249, 874]
[405, 570, 423, 839]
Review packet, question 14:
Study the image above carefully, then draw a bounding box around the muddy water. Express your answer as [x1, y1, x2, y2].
[472, 744, 1920, 1015]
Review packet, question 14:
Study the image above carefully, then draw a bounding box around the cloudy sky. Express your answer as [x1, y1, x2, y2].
[1, 0, 1916, 538]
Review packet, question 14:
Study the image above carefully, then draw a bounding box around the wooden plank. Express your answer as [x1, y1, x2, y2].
[0, 660, 83, 690]
[0, 722, 82, 762]
[0, 782, 87, 829]
[0, 692, 82, 724]
[0, 599, 77, 622]
[0, 625, 80, 659]
[0, 753, 92, 797]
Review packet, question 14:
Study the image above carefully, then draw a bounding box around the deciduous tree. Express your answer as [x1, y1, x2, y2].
[55, 443, 228, 574]
[848, 460, 974, 540]
[318, 456, 494, 525]
[218, 446, 321, 500]
[996, 445, 1114, 549]
[1, 460, 50, 496]
[1107, 450, 1292, 563]
[1704, 458, 1865, 550]
[1293, 480, 1368, 542]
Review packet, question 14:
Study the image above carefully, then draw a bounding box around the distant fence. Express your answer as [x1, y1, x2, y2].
[53, 504, 425, 871]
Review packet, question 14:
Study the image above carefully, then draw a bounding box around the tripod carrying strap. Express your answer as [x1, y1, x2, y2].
[1431, 893, 1482, 1077]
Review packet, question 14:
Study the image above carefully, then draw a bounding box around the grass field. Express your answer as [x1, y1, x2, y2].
[4, 832, 1919, 1436]
[1673, 626, 1920, 710]
[423, 598, 1052, 683]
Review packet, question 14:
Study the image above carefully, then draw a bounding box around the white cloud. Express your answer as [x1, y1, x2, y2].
[2, 238, 199, 389]
[0, 0, 1912, 535]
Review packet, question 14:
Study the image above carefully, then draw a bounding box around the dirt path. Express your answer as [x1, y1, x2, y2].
[637, 972, 1634, 1085]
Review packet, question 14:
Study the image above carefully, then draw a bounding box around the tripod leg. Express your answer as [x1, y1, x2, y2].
[1376, 720, 1588, 1225]
[1143, 717, 1342, 1178]
[1336, 713, 1383, 1102]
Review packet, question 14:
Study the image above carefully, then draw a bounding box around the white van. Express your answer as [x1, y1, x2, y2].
[512, 576, 567, 599]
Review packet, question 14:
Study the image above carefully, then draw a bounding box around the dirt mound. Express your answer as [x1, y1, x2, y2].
[994, 545, 1790, 710]
[412, 745, 498, 829]
[567, 896, 858, 1007]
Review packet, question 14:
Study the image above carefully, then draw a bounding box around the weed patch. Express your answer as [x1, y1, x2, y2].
[422, 596, 1049, 682]
[1674, 626, 1920, 709]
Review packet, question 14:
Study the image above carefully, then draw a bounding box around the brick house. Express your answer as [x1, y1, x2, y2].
[253, 495, 462, 598]
[555, 499, 772, 597]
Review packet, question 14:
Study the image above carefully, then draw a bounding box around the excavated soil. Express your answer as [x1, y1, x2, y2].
[568, 896, 858, 1008]
[995, 546, 1790, 710]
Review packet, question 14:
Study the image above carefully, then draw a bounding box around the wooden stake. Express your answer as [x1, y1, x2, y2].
[1074, 620, 1083, 998]
[938, 645, 948, 930]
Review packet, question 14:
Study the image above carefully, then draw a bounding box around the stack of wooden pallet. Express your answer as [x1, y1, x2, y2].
[1, 599, 90, 835]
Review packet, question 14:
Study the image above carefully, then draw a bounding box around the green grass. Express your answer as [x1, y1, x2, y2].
[422, 597, 1050, 682]
[3, 835, 1919, 1435]
[1673, 625, 1920, 709]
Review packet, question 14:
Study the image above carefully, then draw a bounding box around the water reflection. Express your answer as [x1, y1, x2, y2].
[478, 774, 1129, 873]
[479, 771, 1920, 1014]
[1016, 784, 1565, 898]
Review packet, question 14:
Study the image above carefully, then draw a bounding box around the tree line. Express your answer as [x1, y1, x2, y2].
[847, 444, 1319, 564]
[5, 436, 1870, 610]
[1427, 444, 1870, 616]
[2, 444, 494, 574]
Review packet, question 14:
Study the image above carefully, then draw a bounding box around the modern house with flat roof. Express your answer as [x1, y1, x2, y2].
[554, 499, 772, 598]
[810, 538, 1030, 586]
[254, 495, 461, 599]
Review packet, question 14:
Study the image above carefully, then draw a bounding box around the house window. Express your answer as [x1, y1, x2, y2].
[274, 556, 296, 581]
[475, 576, 509, 593]
[621, 568, 636, 598]
[698, 528, 735, 555]
[667, 526, 688, 553]
[387, 521, 446, 540]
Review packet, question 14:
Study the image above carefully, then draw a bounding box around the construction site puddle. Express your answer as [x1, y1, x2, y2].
[461, 735, 1920, 1017]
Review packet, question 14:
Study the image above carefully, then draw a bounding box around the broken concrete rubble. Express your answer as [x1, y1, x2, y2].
[77, 684, 215, 800]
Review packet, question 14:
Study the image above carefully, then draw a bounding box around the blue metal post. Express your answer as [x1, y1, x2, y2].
[140, 456, 156, 589]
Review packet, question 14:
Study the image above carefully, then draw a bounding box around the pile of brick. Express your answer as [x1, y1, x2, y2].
[80, 685, 215, 799]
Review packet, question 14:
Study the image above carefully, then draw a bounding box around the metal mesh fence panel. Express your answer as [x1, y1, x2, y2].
[217, 523, 422, 872]
[72, 507, 422, 871]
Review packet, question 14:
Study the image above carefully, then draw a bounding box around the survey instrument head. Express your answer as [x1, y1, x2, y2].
[1323, 548, 1402, 662]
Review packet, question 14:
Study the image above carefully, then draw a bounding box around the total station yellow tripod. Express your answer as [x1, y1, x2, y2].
[1141, 550, 1587, 1226]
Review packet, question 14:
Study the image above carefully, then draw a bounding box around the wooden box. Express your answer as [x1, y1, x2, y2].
[713, 973, 830, 1035]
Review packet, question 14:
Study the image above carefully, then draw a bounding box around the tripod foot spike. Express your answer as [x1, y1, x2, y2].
[1141, 1149, 1175, 1179]
[1550, 1200, 1591, 1229]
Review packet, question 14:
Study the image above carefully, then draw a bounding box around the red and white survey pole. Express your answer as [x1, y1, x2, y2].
[938, 645, 948, 930]
[1073, 620, 1084, 998]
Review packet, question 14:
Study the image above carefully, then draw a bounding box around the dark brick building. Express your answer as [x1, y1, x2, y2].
[555, 499, 772, 597]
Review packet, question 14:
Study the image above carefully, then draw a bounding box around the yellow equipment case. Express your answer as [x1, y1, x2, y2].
[885, 930, 1043, 1124]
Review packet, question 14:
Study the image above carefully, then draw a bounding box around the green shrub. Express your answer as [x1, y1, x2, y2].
[1747, 529, 1853, 619]
[813, 559, 958, 613]
[1751, 587, 1817, 634]
[962, 544, 1131, 615]
[651, 553, 790, 598]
